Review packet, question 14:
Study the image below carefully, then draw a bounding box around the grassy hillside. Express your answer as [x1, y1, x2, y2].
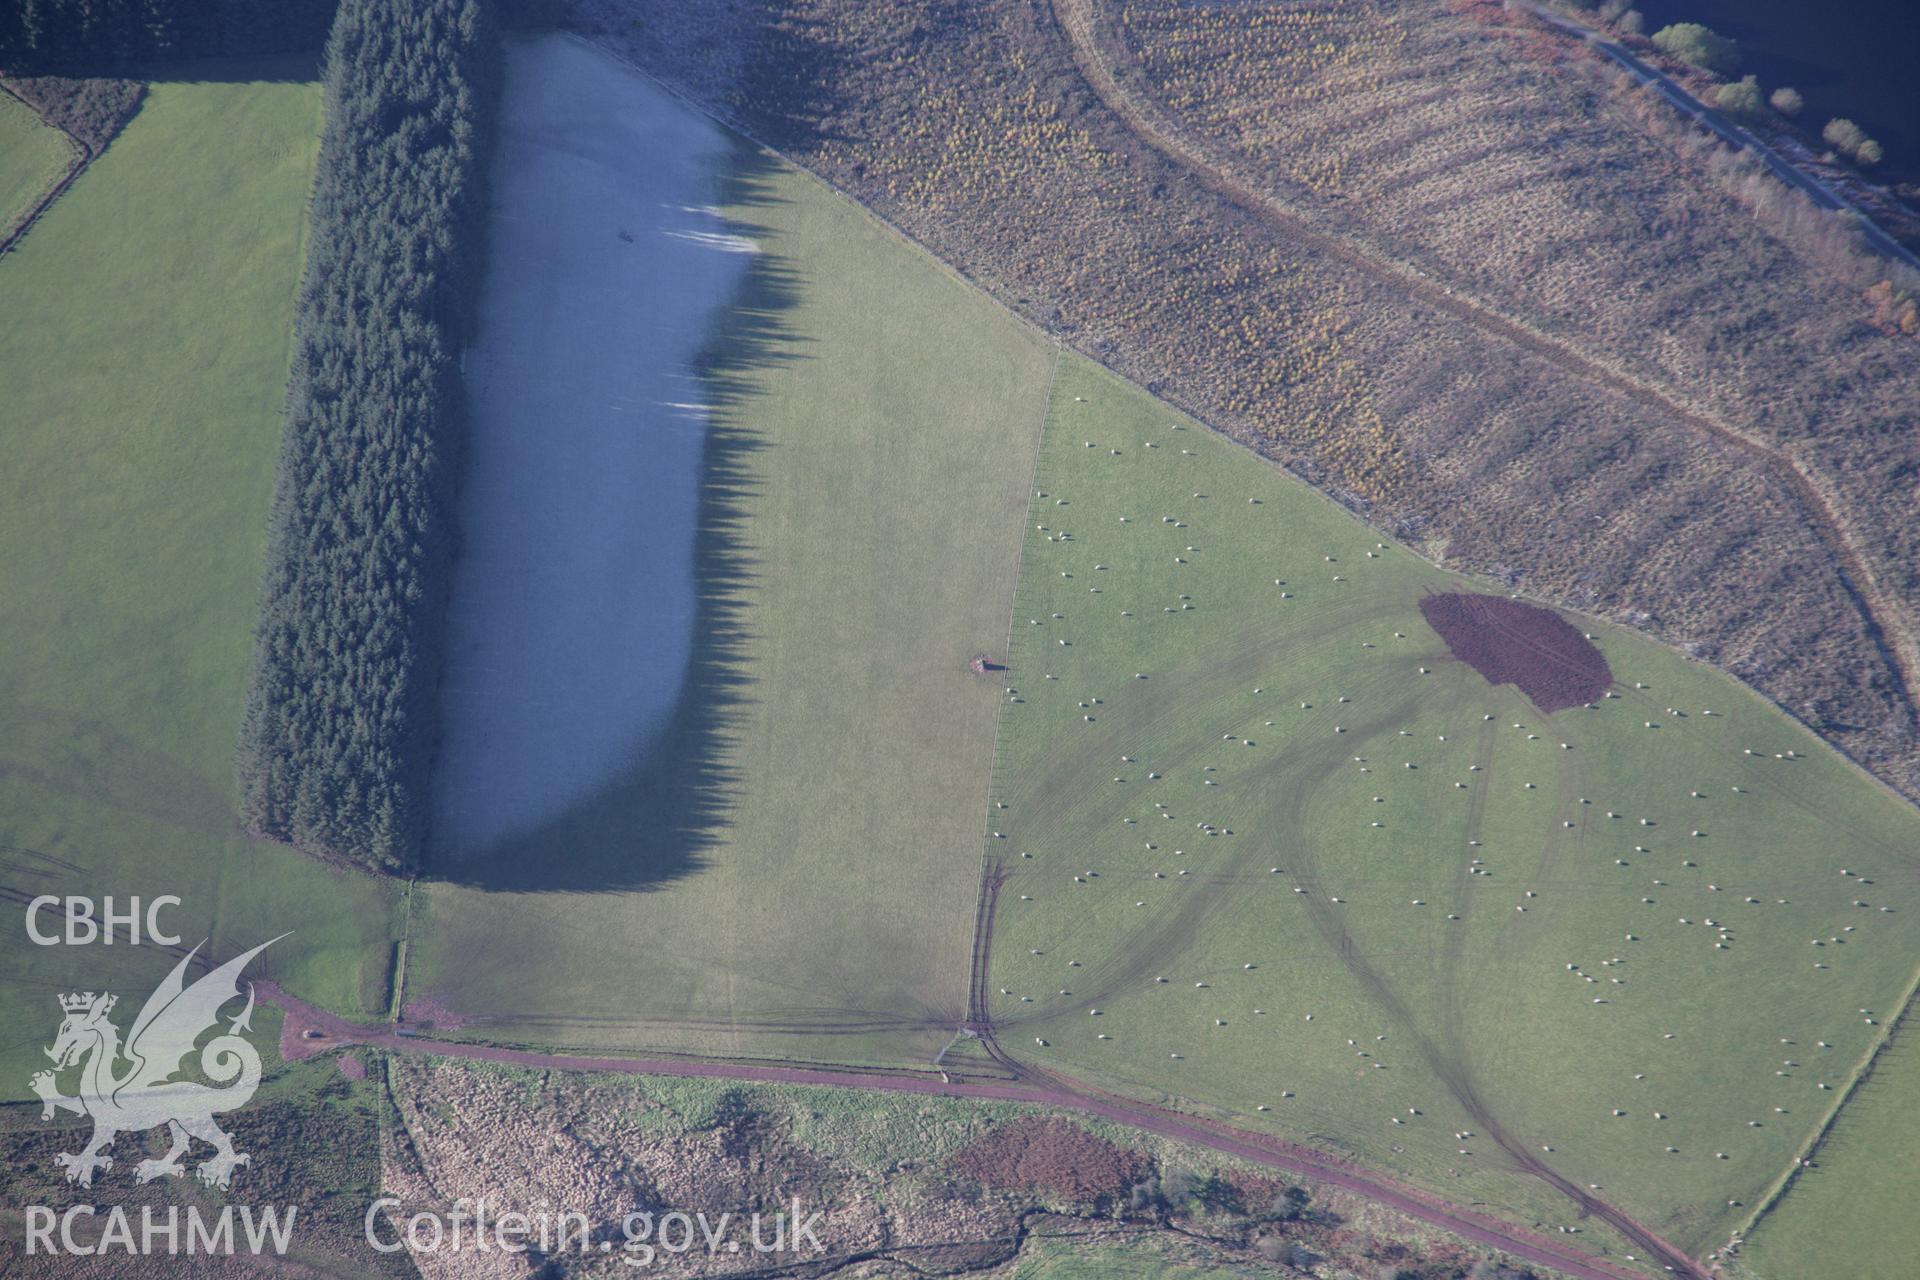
[0, 62, 402, 1099]
[985, 353, 1920, 1260]
[607, 0, 1920, 817]
[408, 45, 1056, 1066]
[0, 91, 71, 236]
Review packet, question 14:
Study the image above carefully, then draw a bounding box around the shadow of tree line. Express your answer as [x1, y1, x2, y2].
[429, 140, 808, 894]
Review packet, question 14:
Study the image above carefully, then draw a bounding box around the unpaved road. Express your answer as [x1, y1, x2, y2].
[266, 981, 1695, 1280]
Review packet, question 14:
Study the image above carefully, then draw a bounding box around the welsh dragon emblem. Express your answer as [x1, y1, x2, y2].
[29, 937, 283, 1189]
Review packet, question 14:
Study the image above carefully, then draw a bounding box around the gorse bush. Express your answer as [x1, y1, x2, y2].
[1824, 117, 1869, 154]
[1650, 22, 1739, 75]
[1714, 75, 1763, 122]
[1823, 117, 1882, 166]
[237, 0, 497, 873]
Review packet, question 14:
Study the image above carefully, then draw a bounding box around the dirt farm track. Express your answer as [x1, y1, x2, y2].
[269, 865, 1707, 1280]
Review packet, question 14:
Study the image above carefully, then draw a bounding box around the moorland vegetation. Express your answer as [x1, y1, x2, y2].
[597, 0, 1920, 804]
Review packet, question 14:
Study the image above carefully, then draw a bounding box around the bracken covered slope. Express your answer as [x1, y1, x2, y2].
[580, 0, 1918, 799]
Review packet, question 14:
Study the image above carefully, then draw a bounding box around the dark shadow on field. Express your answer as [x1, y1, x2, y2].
[91, 52, 321, 86]
[162, 55, 319, 83]
[1, 33, 321, 79]
[429, 141, 807, 893]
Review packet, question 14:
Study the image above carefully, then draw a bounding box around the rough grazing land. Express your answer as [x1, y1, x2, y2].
[581, 0, 1920, 804]
[376, 1057, 1535, 1279]
[1420, 594, 1613, 714]
[0, 1051, 412, 1277]
[950, 1116, 1146, 1203]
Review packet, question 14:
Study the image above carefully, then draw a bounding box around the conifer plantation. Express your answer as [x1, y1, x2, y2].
[0, 0, 336, 68]
[237, 0, 497, 873]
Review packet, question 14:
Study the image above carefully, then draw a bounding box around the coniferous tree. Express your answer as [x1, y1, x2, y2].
[0, 0, 337, 69]
[236, 0, 497, 874]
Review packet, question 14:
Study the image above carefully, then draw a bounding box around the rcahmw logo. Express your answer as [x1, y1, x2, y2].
[22, 934, 299, 1259]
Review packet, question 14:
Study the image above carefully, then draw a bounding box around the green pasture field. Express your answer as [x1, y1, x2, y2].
[1736, 1021, 1920, 1280]
[407, 85, 1057, 1066]
[5, 35, 1914, 1277]
[1011, 1233, 1245, 1279]
[0, 91, 72, 237]
[985, 353, 1920, 1262]
[0, 63, 403, 1101]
